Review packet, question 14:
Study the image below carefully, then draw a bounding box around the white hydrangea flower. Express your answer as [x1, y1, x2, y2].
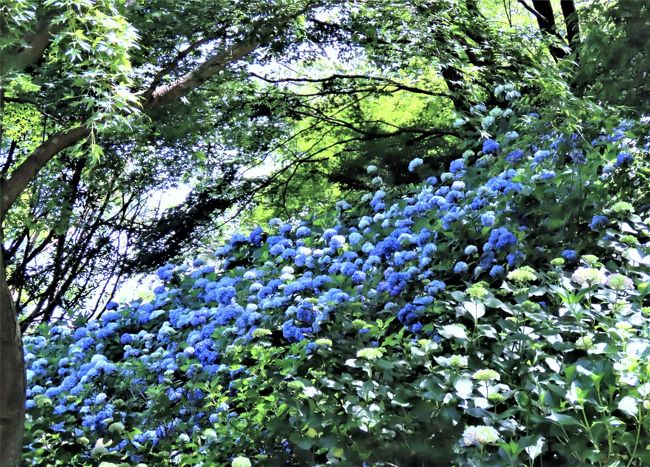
[571, 267, 606, 286]
[461, 425, 500, 447]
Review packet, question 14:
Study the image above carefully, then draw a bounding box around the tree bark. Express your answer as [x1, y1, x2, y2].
[560, 0, 580, 58]
[0, 126, 90, 219]
[0, 238, 25, 467]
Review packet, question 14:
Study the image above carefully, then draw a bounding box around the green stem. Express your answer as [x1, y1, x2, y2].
[626, 411, 642, 467]
[594, 384, 614, 459]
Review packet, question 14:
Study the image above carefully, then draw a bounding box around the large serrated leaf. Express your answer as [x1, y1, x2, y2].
[546, 412, 581, 426]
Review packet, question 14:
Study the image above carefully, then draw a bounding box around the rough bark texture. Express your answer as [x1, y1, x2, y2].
[0, 242, 25, 467]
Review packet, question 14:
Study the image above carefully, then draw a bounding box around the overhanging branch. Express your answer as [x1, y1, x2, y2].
[0, 126, 90, 220]
[249, 72, 453, 99]
[0, 12, 302, 219]
[7, 15, 56, 72]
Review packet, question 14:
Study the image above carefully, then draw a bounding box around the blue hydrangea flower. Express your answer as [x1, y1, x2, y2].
[101, 311, 120, 325]
[489, 265, 505, 278]
[589, 215, 609, 231]
[408, 158, 424, 172]
[351, 271, 366, 284]
[486, 227, 517, 251]
[329, 235, 346, 249]
[464, 245, 478, 255]
[569, 149, 586, 164]
[480, 212, 496, 227]
[215, 286, 236, 305]
[532, 150, 551, 164]
[504, 131, 519, 143]
[615, 152, 633, 167]
[482, 139, 499, 154]
[505, 149, 524, 164]
[531, 170, 556, 181]
[449, 159, 465, 174]
[295, 226, 311, 238]
[561, 249, 578, 261]
[506, 251, 524, 267]
[282, 320, 307, 342]
[453, 261, 469, 274]
[471, 103, 487, 114]
[157, 264, 174, 281]
[348, 232, 363, 245]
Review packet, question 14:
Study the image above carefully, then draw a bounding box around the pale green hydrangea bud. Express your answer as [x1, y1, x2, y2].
[232, 456, 252, 467]
[488, 392, 505, 403]
[356, 348, 383, 360]
[472, 369, 501, 382]
[461, 425, 500, 446]
[467, 282, 488, 300]
[611, 201, 634, 214]
[449, 355, 468, 368]
[91, 446, 109, 459]
[507, 266, 537, 283]
[108, 422, 125, 434]
[575, 336, 593, 349]
[607, 273, 633, 290]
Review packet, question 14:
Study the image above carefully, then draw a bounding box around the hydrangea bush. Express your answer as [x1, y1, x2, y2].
[23, 98, 650, 465]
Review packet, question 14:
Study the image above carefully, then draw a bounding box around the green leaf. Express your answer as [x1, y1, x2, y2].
[463, 301, 485, 320]
[617, 396, 638, 417]
[450, 291, 466, 302]
[546, 412, 582, 427]
[454, 378, 473, 399]
[523, 436, 545, 460]
[439, 324, 467, 340]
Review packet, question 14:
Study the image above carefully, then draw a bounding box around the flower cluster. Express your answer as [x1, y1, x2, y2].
[461, 425, 501, 447]
[21, 108, 650, 465]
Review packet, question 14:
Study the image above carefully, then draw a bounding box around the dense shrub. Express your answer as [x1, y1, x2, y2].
[23, 95, 650, 466]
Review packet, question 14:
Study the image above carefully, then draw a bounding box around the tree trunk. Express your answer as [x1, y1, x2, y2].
[530, 0, 568, 61]
[0, 240, 25, 467]
[560, 0, 580, 58]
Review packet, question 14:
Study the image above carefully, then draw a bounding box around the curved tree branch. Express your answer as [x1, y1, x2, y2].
[0, 126, 90, 220]
[0, 11, 304, 220]
[6, 15, 56, 73]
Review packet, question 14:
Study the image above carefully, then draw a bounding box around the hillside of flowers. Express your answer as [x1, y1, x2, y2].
[23, 95, 650, 465]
